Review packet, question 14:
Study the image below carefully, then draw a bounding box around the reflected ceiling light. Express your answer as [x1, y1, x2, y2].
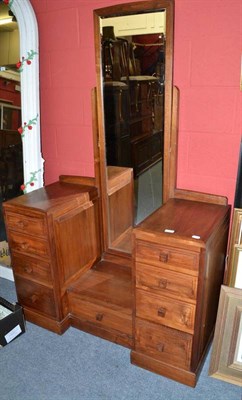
[0, 18, 12, 25]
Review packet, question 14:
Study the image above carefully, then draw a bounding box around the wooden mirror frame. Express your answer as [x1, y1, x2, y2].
[93, 0, 176, 253]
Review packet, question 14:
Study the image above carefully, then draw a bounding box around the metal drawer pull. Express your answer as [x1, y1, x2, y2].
[157, 343, 165, 352]
[96, 313, 104, 321]
[159, 252, 168, 263]
[159, 279, 168, 289]
[157, 307, 167, 318]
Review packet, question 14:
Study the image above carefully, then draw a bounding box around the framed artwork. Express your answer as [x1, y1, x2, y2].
[226, 208, 242, 289]
[209, 285, 242, 386]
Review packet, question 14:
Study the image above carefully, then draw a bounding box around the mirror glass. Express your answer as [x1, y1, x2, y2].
[94, 1, 174, 255]
[101, 11, 165, 225]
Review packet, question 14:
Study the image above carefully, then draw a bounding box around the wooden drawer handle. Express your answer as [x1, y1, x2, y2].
[159, 252, 168, 263]
[31, 294, 38, 304]
[159, 279, 168, 289]
[96, 313, 104, 322]
[157, 307, 167, 318]
[13, 241, 29, 251]
[24, 265, 33, 274]
[19, 242, 29, 251]
[157, 343, 165, 352]
[16, 220, 28, 229]
[181, 311, 190, 327]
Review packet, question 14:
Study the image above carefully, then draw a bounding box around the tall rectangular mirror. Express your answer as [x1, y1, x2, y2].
[94, 0, 175, 255]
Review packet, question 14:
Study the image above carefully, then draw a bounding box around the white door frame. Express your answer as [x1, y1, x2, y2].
[0, 0, 43, 280]
[11, 0, 44, 192]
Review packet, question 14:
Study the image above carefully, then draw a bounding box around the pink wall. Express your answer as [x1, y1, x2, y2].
[30, 0, 241, 205]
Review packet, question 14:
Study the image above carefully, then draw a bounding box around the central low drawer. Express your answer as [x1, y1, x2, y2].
[136, 240, 199, 275]
[135, 318, 193, 370]
[69, 293, 132, 336]
[136, 262, 197, 303]
[4, 212, 47, 237]
[8, 231, 51, 259]
[136, 289, 196, 334]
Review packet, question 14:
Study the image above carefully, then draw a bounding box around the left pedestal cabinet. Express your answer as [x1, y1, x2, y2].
[3, 181, 101, 333]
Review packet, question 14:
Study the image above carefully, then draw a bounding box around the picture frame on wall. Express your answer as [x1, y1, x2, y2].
[209, 285, 242, 386]
[226, 208, 242, 289]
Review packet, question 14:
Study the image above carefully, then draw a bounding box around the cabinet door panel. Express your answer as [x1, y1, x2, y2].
[54, 202, 101, 284]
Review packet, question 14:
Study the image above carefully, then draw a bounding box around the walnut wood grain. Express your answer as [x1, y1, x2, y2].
[132, 198, 230, 386]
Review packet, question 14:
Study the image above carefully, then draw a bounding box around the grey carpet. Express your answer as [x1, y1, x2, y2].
[0, 277, 241, 400]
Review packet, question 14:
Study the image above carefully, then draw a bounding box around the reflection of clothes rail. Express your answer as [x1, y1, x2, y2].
[133, 42, 164, 47]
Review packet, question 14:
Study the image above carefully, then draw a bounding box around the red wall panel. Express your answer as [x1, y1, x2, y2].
[30, 0, 242, 205]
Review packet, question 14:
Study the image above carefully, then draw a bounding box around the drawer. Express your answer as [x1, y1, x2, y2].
[136, 262, 197, 303]
[136, 240, 199, 275]
[8, 231, 51, 259]
[69, 293, 132, 336]
[14, 276, 57, 318]
[11, 253, 52, 286]
[5, 212, 47, 237]
[136, 289, 195, 334]
[135, 318, 192, 370]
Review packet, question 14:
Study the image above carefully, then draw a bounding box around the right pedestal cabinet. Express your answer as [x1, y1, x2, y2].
[131, 198, 230, 387]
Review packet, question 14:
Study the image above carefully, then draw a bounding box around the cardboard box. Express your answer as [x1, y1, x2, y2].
[0, 296, 25, 347]
[0, 241, 11, 267]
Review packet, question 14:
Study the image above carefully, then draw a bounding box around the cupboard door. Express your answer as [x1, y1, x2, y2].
[54, 202, 101, 284]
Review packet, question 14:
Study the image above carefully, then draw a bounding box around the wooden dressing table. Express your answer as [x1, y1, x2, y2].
[3, 183, 230, 387]
[3, 0, 231, 388]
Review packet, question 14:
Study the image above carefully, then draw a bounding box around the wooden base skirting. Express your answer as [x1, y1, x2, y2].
[131, 351, 197, 387]
[24, 308, 71, 335]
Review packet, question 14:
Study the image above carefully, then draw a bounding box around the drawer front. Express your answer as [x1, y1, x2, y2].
[8, 231, 51, 259]
[14, 276, 57, 318]
[11, 253, 52, 286]
[136, 240, 199, 275]
[136, 289, 195, 334]
[69, 293, 132, 336]
[136, 262, 197, 303]
[5, 212, 47, 237]
[135, 318, 192, 370]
